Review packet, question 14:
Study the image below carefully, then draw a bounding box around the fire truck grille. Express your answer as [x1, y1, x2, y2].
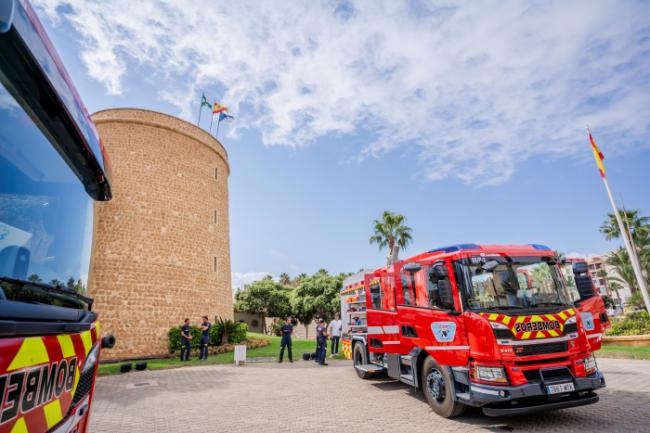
[514, 341, 568, 356]
[71, 367, 95, 406]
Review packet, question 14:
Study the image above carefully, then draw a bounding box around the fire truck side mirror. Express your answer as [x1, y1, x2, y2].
[101, 334, 116, 349]
[431, 263, 448, 279]
[572, 262, 595, 301]
[437, 279, 455, 310]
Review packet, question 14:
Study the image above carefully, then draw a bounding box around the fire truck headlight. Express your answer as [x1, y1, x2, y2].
[489, 322, 509, 330]
[565, 316, 577, 325]
[584, 355, 597, 375]
[472, 365, 508, 384]
[82, 344, 100, 374]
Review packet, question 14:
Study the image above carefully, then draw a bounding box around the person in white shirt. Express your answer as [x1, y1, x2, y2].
[328, 314, 342, 358]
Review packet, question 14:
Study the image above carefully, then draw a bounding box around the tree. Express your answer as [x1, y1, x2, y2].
[27, 274, 42, 283]
[369, 210, 413, 266]
[600, 209, 649, 245]
[291, 270, 347, 338]
[234, 278, 291, 318]
[278, 273, 291, 286]
[607, 248, 639, 294]
[600, 209, 650, 301]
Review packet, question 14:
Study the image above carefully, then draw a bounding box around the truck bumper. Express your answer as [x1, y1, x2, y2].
[461, 370, 605, 417]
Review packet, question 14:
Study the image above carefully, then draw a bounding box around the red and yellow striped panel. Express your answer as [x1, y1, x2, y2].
[341, 339, 352, 360]
[0, 322, 101, 433]
[480, 309, 576, 340]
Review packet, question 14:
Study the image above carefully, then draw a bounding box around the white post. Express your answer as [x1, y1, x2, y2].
[602, 176, 650, 314]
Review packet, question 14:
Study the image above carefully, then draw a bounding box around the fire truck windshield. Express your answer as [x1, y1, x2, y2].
[0, 83, 94, 293]
[456, 256, 573, 312]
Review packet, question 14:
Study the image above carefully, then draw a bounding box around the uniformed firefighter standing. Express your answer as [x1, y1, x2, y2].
[199, 315, 211, 360]
[315, 319, 329, 366]
[278, 316, 295, 363]
[180, 318, 192, 361]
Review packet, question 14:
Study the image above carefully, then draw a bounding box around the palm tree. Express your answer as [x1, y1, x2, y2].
[607, 248, 639, 293]
[369, 210, 413, 267]
[600, 208, 650, 279]
[600, 209, 649, 246]
[278, 273, 291, 286]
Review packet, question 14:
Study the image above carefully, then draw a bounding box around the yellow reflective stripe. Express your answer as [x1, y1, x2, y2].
[95, 321, 101, 339]
[545, 314, 556, 321]
[8, 337, 49, 371]
[558, 312, 567, 320]
[534, 331, 545, 339]
[57, 334, 76, 359]
[80, 330, 93, 356]
[516, 316, 526, 323]
[502, 316, 512, 325]
[567, 308, 576, 316]
[548, 330, 559, 337]
[488, 313, 498, 321]
[72, 366, 80, 396]
[521, 332, 531, 339]
[44, 399, 63, 429]
[531, 315, 543, 322]
[10, 417, 28, 433]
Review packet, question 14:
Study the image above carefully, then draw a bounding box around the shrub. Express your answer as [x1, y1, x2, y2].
[168, 321, 247, 353]
[168, 325, 202, 353]
[229, 322, 248, 343]
[607, 311, 650, 336]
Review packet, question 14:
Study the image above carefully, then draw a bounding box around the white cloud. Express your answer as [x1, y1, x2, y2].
[35, 0, 650, 184]
[231, 271, 274, 291]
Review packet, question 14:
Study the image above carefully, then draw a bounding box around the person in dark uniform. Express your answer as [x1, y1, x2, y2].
[315, 319, 329, 366]
[278, 316, 295, 363]
[199, 315, 211, 360]
[180, 318, 192, 361]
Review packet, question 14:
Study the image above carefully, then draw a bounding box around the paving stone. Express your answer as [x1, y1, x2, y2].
[89, 358, 650, 433]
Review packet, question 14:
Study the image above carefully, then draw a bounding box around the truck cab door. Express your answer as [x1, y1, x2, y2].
[569, 261, 609, 350]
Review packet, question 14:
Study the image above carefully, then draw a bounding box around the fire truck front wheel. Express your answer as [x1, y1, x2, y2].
[421, 356, 466, 418]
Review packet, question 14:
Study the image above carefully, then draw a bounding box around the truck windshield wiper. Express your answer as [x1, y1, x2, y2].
[480, 305, 526, 311]
[533, 302, 571, 308]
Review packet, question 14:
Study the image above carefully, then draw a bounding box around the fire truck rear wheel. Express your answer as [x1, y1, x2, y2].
[421, 356, 466, 418]
[353, 342, 370, 379]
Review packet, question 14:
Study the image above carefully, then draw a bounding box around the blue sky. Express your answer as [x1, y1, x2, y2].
[33, 0, 650, 288]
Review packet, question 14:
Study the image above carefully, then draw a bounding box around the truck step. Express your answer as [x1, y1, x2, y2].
[399, 373, 415, 386]
[354, 363, 386, 373]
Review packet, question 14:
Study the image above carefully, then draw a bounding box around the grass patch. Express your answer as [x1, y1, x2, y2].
[98, 333, 325, 376]
[599, 344, 650, 360]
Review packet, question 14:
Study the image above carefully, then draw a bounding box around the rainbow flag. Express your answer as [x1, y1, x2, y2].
[588, 129, 606, 178]
[213, 101, 228, 114]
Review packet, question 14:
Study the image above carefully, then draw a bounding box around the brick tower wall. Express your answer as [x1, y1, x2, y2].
[89, 108, 232, 360]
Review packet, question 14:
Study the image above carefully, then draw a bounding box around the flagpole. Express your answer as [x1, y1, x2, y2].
[216, 117, 221, 138]
[209, 112, 215, 134]
[601, 175, 650, 314]
[197, 104, 203, 126]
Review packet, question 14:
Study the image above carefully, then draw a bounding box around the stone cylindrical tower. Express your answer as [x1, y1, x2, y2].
[89, 108, 232, 360]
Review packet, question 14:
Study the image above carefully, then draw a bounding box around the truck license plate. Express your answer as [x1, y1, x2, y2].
[546, 382, 575, 394]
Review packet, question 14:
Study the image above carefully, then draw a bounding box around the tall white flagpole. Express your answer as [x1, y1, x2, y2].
[601, 174, 650, 314]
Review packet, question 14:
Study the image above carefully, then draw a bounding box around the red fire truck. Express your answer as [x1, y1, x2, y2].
[341, 244, 608, 417]
[0, 1, 114, 431]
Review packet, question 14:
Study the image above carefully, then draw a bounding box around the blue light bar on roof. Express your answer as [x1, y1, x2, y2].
[528, 244, 552, 251]
[428, 243, 482, 253]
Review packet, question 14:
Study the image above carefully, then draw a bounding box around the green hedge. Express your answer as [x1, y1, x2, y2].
[607, 311, 650, 336]
[168, 322, 248, 353]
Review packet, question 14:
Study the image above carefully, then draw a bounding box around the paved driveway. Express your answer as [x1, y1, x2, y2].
[90, 358, 650, 433]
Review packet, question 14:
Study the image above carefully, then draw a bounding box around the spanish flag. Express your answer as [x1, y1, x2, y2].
[588, 129, 606, 178]
[213, 101, 228, 114]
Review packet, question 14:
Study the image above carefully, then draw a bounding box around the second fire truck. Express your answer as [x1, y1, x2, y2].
[340, 244, 608, 417]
